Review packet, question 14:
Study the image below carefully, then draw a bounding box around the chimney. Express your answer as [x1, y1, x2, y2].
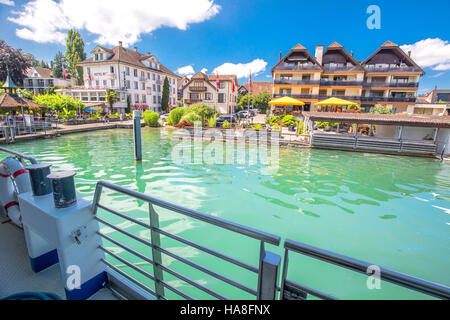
[147, 52, 151, 56]
[351, 50, 354, 57]
[134, 47, 138, 52]
[408, 51, 411, 57]
[279, 51, 282, 61]
[118, 41, 123, 47]
[315, 45, 324, 65]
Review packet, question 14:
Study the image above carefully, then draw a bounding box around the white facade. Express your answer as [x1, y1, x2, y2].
[58, 45, 178, 114]
[182, 74, 238, 114]
[23, 67, 71, 94]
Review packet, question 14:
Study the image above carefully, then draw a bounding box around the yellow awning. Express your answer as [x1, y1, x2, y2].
[268, 97, 305, 106]
[314, 97, 358, 106]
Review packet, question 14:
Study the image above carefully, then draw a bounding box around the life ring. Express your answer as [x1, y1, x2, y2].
[0, 157, 32, 227]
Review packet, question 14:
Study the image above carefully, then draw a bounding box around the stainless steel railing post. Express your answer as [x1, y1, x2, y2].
[257, 241, 281, 300]
[149, 203, 165, 299]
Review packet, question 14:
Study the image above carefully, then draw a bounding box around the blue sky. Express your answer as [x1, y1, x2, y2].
[1, 0, 449, 93]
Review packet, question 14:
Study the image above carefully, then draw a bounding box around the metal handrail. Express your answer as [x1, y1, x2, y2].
[94, 180, 280, 245]
[281, 239, 450, 300]
[92, 180, 281, 300]
[0, 146, 37, 164]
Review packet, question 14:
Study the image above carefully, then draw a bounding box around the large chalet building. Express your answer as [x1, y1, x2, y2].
[57, 41, 178, 113]
[181, 72, 238, 114]
[272, 41, 425, 113]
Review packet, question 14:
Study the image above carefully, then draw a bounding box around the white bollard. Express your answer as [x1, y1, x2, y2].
[18, 192, 106, 300]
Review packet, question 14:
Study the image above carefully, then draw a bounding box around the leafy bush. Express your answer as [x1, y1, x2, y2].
[58, 107, 77, 121]
[297, 120, 304, 134]
[267, 116, 281, 125]
[142, 110, 160, 127]
[272, 124, 280, 131]
[176, 120, 192, 128]
[109, 112, 120, 119]
[34, 93, 84, 112]
[207, 115, 216, 128]
[282, 115, 295, 127]
[181, 111, 202, 125]
[222, 120, 231, 129]
[88, 113, 101, 120]
[251, 123, 263, 130]
[167, 107, 185, 125]
[184, 103, 215, 121]
[369, 104, 393, 114]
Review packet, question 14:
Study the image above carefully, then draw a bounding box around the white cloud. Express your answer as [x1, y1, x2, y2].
[429, 72, 444, 78]
[0, 0, 15, 6]
[200, 68, 208, 73]
[176, 65, 195, 77]
[401, 38, 450, 71]
[212, 58, 267, 79]
[8, 0, 221, 46]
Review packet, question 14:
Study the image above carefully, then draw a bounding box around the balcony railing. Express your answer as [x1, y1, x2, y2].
[274, 80, 418, 88]
[320, 80, 363, 87]
[364, 65, 423, 73]
[274, 93, 416, 103]
[189, 86, 207, 92]
[275, 80, 321, 86]
[274, 93, 362, 101]
[363, 82, 419, 88]
[275, 63, 322, 71]
[322, 65, 364, 72]
[275, 80, 364, 86]
[361, 96, 417, 103]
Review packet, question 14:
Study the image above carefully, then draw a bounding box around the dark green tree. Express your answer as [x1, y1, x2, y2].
[24, 53, 40, 67]
[51, 51, 67, 79]
[0, 40, 31, 85]
[105, 90, 118, 110]
[161, 76, 170, 112]
[65, 29, 86, 85]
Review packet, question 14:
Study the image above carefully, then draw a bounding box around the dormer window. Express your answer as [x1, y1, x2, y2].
[94, 53, 104, 61]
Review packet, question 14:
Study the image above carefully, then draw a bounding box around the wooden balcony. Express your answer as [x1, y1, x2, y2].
[189, 86, 207, 92]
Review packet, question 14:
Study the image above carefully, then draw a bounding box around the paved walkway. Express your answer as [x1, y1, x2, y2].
[0, 120, 144, 144]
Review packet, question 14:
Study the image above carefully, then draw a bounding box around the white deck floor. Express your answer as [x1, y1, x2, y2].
[0, 216, 117, 300]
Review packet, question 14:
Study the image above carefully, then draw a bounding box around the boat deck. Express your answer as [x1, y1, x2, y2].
[0, 216, 117, 300]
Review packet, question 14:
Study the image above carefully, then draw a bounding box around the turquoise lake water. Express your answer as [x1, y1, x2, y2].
[9, 128, 450, 299]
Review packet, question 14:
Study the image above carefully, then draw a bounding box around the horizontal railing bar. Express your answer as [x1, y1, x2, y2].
[98, 229, 255, 295]
[98, 232, 194, 300]
[285, 239, 450, 300]
[97, 203, 152, 229]
[0, 147, 37, 164]
[96, 205, 258, 273]
[95, 216, 153, 248]
[97, 180, 280, 245]
[154, 226, 259, 274]
[97, 231, 154, 265]
[156, 262, 229, 300]
[284, 280, 337, 300]
[98, 226, 227, 300]
[102, 259, 158, 298]
[100, 246, 156, 282]
[154, 244, 257, 296]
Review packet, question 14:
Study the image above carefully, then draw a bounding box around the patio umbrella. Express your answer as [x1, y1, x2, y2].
[314, 97, 358, 106]
[269, 97, 305, 106]
[269, 97, 304, 116]
[85, 108, 96, 112]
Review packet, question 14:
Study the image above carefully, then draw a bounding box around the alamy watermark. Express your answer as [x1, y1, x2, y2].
[166, 122, 281, 175]
[367, 5, 381, 30]
[366, 265, 382, 290]
[66, 265, 81, 291]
